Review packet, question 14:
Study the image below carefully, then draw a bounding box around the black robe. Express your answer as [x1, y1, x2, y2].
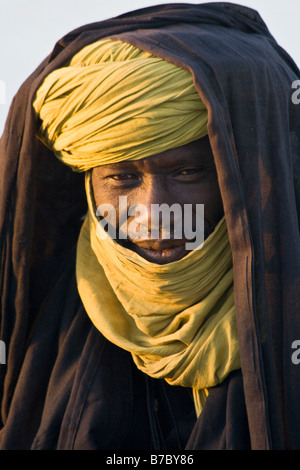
[0, 2, 299, 450]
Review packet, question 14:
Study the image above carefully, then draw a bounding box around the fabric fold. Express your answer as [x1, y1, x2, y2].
[33, 39, 208, 172]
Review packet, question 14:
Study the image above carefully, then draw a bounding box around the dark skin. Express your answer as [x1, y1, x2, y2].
[92, 136, 224, 264]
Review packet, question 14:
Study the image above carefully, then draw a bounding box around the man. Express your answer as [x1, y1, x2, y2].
[0, 3, 299, 450]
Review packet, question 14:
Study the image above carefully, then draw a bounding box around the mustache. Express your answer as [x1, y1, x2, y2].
[117, 220, 214, 246]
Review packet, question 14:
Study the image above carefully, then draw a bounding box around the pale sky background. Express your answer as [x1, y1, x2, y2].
[1, 0, 299, 135]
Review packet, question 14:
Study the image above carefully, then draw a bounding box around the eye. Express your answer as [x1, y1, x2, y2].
[173, 167, 207, 180]
[178, 168, 202, 175]
[105, 173, 140, 186]
[110, 174, 137, 180]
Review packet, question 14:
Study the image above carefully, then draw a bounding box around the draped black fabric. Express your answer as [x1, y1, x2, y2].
[0, 2, 299, 450]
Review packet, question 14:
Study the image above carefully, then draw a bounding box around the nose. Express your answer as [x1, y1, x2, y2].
[130, 176, 180, 238]
[140, 175, 170, 208]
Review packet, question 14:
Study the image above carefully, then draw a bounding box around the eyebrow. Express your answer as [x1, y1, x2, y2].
[97, 155, 209, 172]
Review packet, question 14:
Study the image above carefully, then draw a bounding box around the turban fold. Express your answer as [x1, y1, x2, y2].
[33, 39, 208, 171]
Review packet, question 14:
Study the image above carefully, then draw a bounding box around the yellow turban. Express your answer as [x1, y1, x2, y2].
[33, 39, 208, 171]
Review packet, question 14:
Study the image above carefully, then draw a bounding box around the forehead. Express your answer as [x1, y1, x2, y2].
[93, 136, 214, 175]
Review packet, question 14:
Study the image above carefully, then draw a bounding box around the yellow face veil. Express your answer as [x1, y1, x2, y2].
[75, 173, 239, 417]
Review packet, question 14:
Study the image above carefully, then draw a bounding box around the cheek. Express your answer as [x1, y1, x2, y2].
[92, 184, 138, 228]
[186, 182, 223, 225]
[202, 184, 224, 224]
[92, 176, 119, 210]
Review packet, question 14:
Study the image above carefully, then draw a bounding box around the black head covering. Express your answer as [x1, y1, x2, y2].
[0, 2, 299, 449]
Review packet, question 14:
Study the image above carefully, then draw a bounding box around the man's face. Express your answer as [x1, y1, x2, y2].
[92, 136, 223, 264]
